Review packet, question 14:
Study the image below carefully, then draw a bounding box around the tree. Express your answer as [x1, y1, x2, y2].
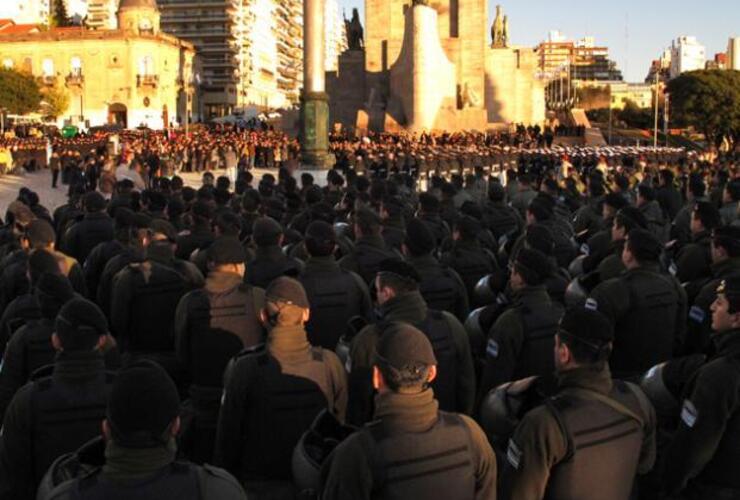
[51, 0, 71, 28]
[40, 82, 70, 121]
[0, 68, 42, 115]
[667, 69, 740, 150]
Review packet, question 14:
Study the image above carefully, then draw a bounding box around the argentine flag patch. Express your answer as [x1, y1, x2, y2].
[584, 298, 598, 311]
[688, 306, 706, 324]
[487, 338, 500, 358]
[681, 400, 698, 428]
[580, 243, 590, 256]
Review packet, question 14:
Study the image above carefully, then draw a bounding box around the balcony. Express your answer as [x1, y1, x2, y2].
[65, 72, 84, 87]
[137, 74, 159, 88]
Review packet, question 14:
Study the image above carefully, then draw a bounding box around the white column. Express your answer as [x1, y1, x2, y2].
[303, 0, 326, 94]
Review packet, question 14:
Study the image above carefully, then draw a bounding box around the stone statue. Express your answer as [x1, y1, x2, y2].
[459, 82, 481, 108]
[345, 8, 364, 50]
[491, 5, 505, 48]
[502, 15, 509, 47]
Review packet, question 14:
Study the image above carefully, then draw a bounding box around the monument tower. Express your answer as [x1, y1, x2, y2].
[326, 2, 545, 133]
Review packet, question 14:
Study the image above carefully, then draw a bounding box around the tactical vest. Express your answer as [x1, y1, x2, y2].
[449, 247, 496, 303]
[301, 270, 360, 349]
[483, 204, 521, 240]
[612, 271, 680, 379]
[15, 320, 56, 380]
[238, 348, 329, 481]
[74, 462, 209, 500]
[30, 371, 114, 485]
[542, 381, 648, 500]
[512, 303, 564, 380]
[382, 311, 459, 412]
[352, 244, 397, 284]
[123, 262, 187, 354]
[419, 268, 459, 316]
[360, 412, 476, 499]
[186, 285, 263, 387]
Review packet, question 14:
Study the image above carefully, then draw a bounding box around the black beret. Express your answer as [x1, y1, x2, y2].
[306, 220, 336, 244]
[626, 228, 662, 262]
[55, 298, 108, 345]
[404, 218, 436, 255]
[36, 272, 74, 303]
[604, 193, 628, 211]
[616, 206, 648, 231]
[488, 181, 506, 201]
[253, 216, 283, 246]
[107, 361, 180, 448]
[376, 322, 437, 370]
[207, 236, 245, 265]
[527, 197, 554, 221]
[149, 219, 178, 242]
[559, 306, 614, 345]
[378, 258, 421, 283]
[83, 191, 107, 212]
[191, 200, 214, 220]
[513, 248, 552, 285]
[265, 276, 310, 309]
[455, 216, 482, 240]
[637, 184, 656, 201]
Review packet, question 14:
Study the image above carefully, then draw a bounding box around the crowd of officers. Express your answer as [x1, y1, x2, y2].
[0, 137, 737, 500]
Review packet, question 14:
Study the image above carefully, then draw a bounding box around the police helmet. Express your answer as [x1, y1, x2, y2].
[479, 376, 539, 444]
[568, 254, 587, 278]
[564, 276, 588, 308]
[640, 362, 679, 417]
[292, 409, 357, 494]
[37, 436, 105, 499]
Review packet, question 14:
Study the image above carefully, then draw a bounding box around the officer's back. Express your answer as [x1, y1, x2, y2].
[39, 362, 246, 500]
[321, 322, 497, 500]
[502, 307, 656, 500]
[347, 260, 476, 425]
[215, 278, 347, 498]
[0, 299, 115, 500]
[589, 229, 687, 379]
[339, 207, 400, 284]
[60, 192, 114, 266]
[299, 221, 372, 349]
[245, 217, 303, 288]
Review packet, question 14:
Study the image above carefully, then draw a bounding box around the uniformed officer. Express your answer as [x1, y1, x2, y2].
[502, 307, 656, 500]
[174, 236, 266, 463]
[321, 322, 497, 500]
[588, 228, 687, 380]
[299, 221, 372, 349]
[478, 248, 564, 402]
[39, 361, 246, 500]
[403, 218, 470, 321]
[0, 298, 115, 500]
[339, 208, 401, 284]
[245, 217, 303, 288]
[685, 226, 740, 355]
[215, 277, 347, 498]
[663, 277, 740, 499]
[346, 259, 475, 425]
[674, 201, 721, 290]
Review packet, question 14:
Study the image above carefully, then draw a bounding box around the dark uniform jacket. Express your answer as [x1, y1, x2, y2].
[663, 331, 740, 496]
[589, 264, 687, 379]
[84, 239, 126, 300]
[504, 366, 656, 500]
[347, 291, 475, 425]
[675, 231, 712, 287]
[0, 351, 113, 500]
[61, 212, 115, 265]
[215, 324, 347, 483]
[441, 240, 499, 309]
[41, 440, 246, 500]
[321, 389, 497, 500]
[339, 234, 400, 284]
[299, 255, 372, 349]
[175, 223, 214, 260]
[479, 286, 564, 400]
[245, 245, 303, 289]
[407, 254, 470, 322]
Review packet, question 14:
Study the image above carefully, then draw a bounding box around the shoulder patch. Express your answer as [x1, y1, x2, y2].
[486, 338, 499, 358]
[506, 439, 522, 470]
[688, 306, 706, 324]
[681, 399, 698, 428]
[580, 243, 590, 256]
[584, 297, 598, 311]
[668, 262, 678, 276]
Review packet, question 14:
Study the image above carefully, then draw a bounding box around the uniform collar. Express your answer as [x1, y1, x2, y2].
[379, 291, 428, 324]
[205, 270, 242, 293]
[557, 364, 613, 395]
[374, 388, 439, 433]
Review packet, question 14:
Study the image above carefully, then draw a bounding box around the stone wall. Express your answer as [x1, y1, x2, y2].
[485, 46, 545, 126]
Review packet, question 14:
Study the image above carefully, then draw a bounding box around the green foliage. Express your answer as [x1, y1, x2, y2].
[40, 82, 70, 120]
[667, 70, 740, 149]
[0, 68, 42, 115]
[51, 0, 71, 28]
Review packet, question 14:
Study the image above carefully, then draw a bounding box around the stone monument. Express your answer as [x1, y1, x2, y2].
[326, 1, 544, 133]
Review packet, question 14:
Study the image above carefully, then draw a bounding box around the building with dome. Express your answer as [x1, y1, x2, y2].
[0, 0, 195, 129]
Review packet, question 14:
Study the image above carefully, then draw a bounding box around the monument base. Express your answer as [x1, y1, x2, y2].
[300, 91, 330, 170]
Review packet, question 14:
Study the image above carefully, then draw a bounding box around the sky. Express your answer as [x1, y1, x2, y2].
[338, 0, 739, 82]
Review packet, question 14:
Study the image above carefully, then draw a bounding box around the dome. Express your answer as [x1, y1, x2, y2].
[118, 0, 158, 10]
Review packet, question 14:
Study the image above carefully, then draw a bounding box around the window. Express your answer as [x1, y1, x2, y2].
[70, 56, 82, 76]
[138, 56, 154, 75]
[2, 58, 13, 69]
[42, 58, 54, 76]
